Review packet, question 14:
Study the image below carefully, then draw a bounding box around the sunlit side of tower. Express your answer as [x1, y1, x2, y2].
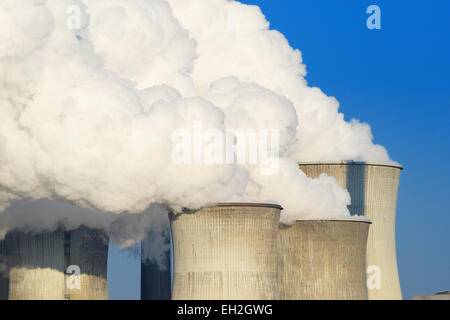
[170, 203, 281, 300]
[278, 219, 370, 300]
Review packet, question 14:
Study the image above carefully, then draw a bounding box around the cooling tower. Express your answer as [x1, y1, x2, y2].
[65, 227, 109, 300]
[278, 219, 370, 300]
[0, 240, 8, 300]
[170, 203, 282, 300]
[141, 227, 172, 300]
[6, 230, 66, 300]
[413, 291, 450, 300]
[4, 226, 109, 300]
[298, 161, 403, 300]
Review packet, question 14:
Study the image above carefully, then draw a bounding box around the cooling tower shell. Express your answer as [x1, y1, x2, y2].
[0, 240, 9, 300]
[170, 203, 282, 300]
[65, 227, 109, 300]
[141, 227, 172, 300]
[298, 161, 403, 300]
[4, 227, 108, 300]
[7, 230, 66, 300]
[413, 292, 450, 300]
[278, 219, 371, 300]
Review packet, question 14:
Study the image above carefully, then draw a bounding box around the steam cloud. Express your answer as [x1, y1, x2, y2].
[0, 0, 394, 259]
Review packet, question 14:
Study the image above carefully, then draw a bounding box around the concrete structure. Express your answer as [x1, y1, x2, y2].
[0, 240, 8, 300]
[413, 291, 450, 300]
[6, 230, 66, 300]
[278, 219, 371, 300]
[298, 161, 403, 300]
[141, 229, 172, 300]
[65, 227, 109, 300]
[4, 226, 108, 300]
[170, 203, 282, 300]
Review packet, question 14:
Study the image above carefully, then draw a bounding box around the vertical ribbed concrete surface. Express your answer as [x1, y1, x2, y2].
[0, 240, 9, 300]
[4, 227, 108, 300]
[7, 230, 66, 300]
[171, 204, 281, 300]
[141, 229, 172, 300]
[66, 227, 109, 300]
[298, 161, 403, 300]
[278, 219, 370, 300]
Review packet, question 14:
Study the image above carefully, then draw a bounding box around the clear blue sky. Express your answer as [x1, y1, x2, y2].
[108, 0, 450, 300]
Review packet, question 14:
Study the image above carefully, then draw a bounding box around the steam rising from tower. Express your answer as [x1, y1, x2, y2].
[298, 162, 403, 300]
[0, 1, 403, 302]
[0, 0, 394, 239]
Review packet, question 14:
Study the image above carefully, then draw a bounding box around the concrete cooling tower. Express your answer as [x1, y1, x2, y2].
[0, 240, 8, 300]
[298, 161, 403, 300]
[65, 227, 109, 300]
[170, 203, 282, 300]
[413, 291, 450, 300]
[278, 219, 371, 300]
[3, 226, 109, 300]
[141, 229, 172, 300]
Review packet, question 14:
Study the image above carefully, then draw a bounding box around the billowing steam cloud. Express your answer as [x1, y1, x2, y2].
[0, 0, 393, 256]
[165, 0, 392, 162]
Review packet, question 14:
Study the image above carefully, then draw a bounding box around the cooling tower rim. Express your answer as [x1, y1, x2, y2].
[294, 218, 372, 224]
[436, 291, 450, 295]
[215, 202, 283, 210]
[298, 160, 403, 170]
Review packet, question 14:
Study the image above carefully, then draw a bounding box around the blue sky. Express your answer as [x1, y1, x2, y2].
[108, 0, 450, 299]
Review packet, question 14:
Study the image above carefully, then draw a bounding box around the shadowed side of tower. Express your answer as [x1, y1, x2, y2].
[66, 227, 109, 300]
[141, 225, 172, 300]
[6, 230, 66, 300]
[0, 240, 9, 300]
[4, 227, 109, 300]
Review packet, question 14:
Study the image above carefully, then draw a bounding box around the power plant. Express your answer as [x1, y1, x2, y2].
[1, 226, 108, 300]
[278, 219, 371, 300]
[170, 203, 282, 300]
[0, 163, 406, 300]
[298, 161, 403, 300]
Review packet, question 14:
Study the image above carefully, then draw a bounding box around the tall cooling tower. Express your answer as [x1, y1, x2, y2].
[7, 230, 66, 300]
[0, 240, 8, 300]
[4, 226, 108, 300]
[298, 161, 403, 300]
[278, 219, 370, 300]
[65, 226, 109, 300]
[170, 203, 282, 300]
[141, 227, 172, 300]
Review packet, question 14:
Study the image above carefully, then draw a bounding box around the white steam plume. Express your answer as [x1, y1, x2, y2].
[0, 0, 395, 244]
[166, 0, 393, 162]
[0, 199, 169, 259]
